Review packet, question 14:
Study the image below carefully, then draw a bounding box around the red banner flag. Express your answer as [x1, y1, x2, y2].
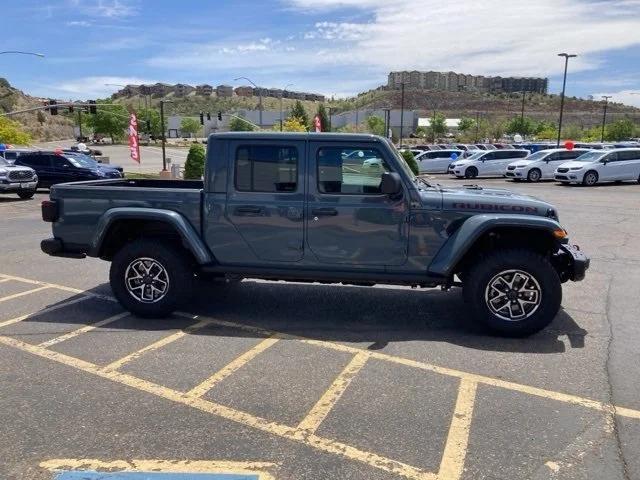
[313, 114, 321, 132]
[128, 113, 141, 163]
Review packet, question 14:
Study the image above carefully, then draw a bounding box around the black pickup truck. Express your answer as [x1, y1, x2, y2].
[41, 132, 589, 336]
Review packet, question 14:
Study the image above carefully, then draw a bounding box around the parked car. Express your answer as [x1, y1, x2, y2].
[0, 155, 38, 199]
[415, 149, 464, 174]
[475, 144, 497, 150]
[415, 144, 442, 151]
[64, 151, 124, 175]
[554, 148, 640, 186]
[15, 151, 122, 189]
[492, 143, 515, 150]
[505, 148, 590, 182]
[449, 150, 530, 178]
[41, 132, 589, 336]
[399, 148, 423, 157]
[1, 148, 34, 163]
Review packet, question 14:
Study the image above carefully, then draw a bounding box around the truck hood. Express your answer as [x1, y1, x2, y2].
[436, 185, 556, 217]
[0, 165, 35, 174]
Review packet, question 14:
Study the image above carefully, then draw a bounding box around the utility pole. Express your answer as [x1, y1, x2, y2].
[520, 90, 526, 122]
[77, 109, 83, 139]
[328, 107, 333, 131]
[280, 83, 293, 132]
[399, 82, 405, 145]
[431, 110, 437, 143]
[601, 95, 612, 143]
[475, 111, 480, 142]
[556, 53, 577, 147]
[383, 108, 391, 138]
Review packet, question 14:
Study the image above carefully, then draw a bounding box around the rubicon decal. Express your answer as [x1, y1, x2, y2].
[451, 202, 539, 213]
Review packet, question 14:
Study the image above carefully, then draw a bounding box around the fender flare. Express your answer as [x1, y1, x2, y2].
[90, 207, 213, 264]
[427, 214, 562, 277]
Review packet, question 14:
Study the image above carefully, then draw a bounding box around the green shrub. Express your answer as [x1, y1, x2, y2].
[401, 150, 419, 176]
[184, 143, 205, 179]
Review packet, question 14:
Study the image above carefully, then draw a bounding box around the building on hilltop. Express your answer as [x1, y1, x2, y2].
[195, 84, 213, 96]
[174, 84, 194, 96]
[387, 70, 548, 94]
[234, 86, 254, 97]
[216, 84, 233, 97]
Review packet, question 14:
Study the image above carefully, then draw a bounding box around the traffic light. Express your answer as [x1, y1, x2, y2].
[88, 100, 97, 114]
[199, 112, 204, 125]
[217, 111, 222, 121]
[206, 112, 211, 121]
[48, 99, 58, 115]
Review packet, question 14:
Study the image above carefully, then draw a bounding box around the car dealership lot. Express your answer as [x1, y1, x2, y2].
[1, 178, 639, 480]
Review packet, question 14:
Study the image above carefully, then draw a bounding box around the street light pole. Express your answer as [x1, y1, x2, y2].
[159, 100, 172, 172]
[0, 51, 44, 57]
[520, 91, 526, 122]
[328, 107, 334, 132]
[475, 111, 480, 142]
[234, 76, 262, 128]
[399, 82, 405, 145]
[556, 52, 577, 147]
[601, 95, 612, 143]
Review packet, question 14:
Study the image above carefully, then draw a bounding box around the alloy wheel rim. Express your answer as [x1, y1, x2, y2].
[124, 257, 170, 303]
[530, 170, 540, 181]
[484, 269, 542, 321]
[586, 173, 597, 185]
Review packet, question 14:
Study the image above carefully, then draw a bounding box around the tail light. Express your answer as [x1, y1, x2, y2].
[41, 200, 58, 222]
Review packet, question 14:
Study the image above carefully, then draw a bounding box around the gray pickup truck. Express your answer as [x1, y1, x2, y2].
[41, 132, 589, 336]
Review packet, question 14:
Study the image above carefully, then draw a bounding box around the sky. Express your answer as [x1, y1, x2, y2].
[2, 0, 640, 106]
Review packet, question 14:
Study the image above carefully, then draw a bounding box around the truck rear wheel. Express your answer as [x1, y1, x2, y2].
[463, 248, 561, 336]
[110, 239, 195, 318]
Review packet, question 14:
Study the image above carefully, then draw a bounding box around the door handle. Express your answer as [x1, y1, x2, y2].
[235, 206, 263, 215]
[312, 207, 338, 216]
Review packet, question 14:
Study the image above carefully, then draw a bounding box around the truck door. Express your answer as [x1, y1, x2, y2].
[306, 141, 409, 266]
[226, 140, 305, 262]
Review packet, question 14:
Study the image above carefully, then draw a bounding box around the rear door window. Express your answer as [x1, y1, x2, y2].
[18, 155, 50, 167]
[235, 145, 298, 192]
[617, 150, 640, 161]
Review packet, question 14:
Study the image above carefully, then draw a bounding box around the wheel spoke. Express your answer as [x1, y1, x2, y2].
[125, 258, 170, 304]
[485, 269, 542, 322]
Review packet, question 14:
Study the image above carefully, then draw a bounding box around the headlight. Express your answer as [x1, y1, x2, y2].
[569, 166, 583, 171]
[515, 165, 526, 168]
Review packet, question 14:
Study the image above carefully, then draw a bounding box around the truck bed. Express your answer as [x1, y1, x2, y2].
[49, 179, 204, 247]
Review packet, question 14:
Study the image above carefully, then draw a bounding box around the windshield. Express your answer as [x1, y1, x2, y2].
[524, 150, 552, 161]
[65, 154, 98, 168]
[464, 151, 485, 161]
[574, 151, 606, 162]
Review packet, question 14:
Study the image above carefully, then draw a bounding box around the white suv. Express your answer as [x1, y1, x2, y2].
[449, 150, 530, 179]
[415, 149, 464, 174]
[505, 148, 589, 182]
[554, 148, 640, 186]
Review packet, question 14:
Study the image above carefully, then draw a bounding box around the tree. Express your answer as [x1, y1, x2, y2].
[317, 104, 330, 132]
[366, 115, 386, 136]
[535, 121, 558, 140]
[429, 112, 447, 141]
[229, 116, 255, 131]
[414, 126, 428, 138]
[137, 108, 162, 138]
[289, 101, 309, 129]
[0, 116, 31, 144]
[184, 143, 206, 179]
[458, 117, 476, 133]
[281, 117, 307, 132]
[605, 118, 635, 141]
[84, 102, 128, 143]
[180, 117, 201, 138]
[401, 149, 419, 176]
[505, 116, 536, 137]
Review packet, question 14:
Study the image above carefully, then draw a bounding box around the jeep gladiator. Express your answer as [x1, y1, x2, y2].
[41, 132, 589, 336]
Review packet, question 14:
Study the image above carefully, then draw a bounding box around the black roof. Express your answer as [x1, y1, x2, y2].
[210, 132, 385, 142]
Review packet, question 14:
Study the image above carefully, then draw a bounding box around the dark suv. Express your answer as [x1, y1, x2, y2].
[15, 151, 121, 189]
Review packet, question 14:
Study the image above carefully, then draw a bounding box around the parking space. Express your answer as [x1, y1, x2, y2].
[1, 178, 640, 479]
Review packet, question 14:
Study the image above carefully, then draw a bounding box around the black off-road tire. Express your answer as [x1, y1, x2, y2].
[17, 190, 36, 199]
[110, 238, 195, 318]
[582, 170, 598, 186]
[527, 168, 542, 182]
[463, 249, 562, 337]
[465, 167, 478, 179]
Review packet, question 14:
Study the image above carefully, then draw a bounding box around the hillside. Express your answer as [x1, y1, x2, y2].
[0, 78, 74, 141]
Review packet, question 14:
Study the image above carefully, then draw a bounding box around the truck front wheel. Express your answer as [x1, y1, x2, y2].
[463, 249, 561, 336]
[110, 239, 195, 318]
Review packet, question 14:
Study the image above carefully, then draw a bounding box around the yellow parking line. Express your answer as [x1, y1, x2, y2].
[40, 458, 278, 480]
[181, 315, 640, 421]
[0, 278, 11, 284]
[297, 351, 369, 434]
[100, 316, 212, 372]
[0, 273, 116, 302]
[39, 311, 130, 348]
[186, 335, 280, 398]
[437, 379, 478, 480]
[0, 335, 435, 480]
[0, 285, 50, 303]
[0, 296, 92, 329]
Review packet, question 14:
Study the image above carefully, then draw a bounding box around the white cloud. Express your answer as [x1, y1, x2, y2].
[65, 20, 92, 27]
[591, 90, 640, 108]
[145, 0, 640, 95]
[69, 0, 138, 18]
[45, 76, 156, 99]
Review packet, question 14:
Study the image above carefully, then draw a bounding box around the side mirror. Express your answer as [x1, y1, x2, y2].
[380, 172, 402, 195]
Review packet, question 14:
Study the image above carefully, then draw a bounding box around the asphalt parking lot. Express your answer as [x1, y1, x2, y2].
[1, 177, 639, 480]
